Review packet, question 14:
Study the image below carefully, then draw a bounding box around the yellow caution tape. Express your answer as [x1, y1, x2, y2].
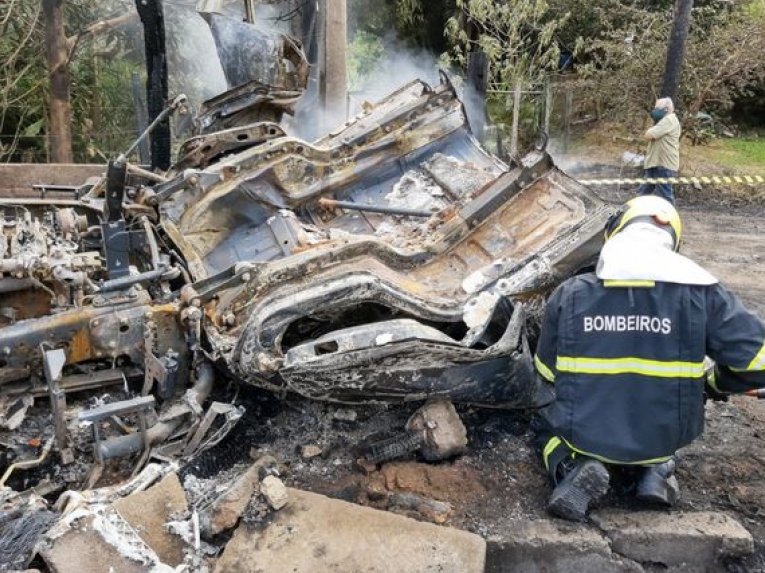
[579, 175, 765, 186]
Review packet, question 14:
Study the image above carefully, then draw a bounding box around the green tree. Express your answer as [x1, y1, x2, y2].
[683, 1, 765, 117]
[0, 0, 48, 162]
[1, 0, 141, 163]
[444, 0, 567, 92]
[441, 0, 569, 152]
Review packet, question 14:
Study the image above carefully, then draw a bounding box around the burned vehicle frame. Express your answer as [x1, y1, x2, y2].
[0, 17, 613, 490]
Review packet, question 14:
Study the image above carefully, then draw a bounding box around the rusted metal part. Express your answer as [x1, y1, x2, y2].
[195, 82, 305, 135]
[0, 367, 139, 398]
[79, 394, 156, 487]
[43, 348, 73, 464]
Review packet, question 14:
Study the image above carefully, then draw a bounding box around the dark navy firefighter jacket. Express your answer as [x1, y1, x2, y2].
[534, 273, 765, 465]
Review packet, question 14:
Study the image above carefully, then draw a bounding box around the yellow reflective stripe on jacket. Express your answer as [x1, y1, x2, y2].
[534, 354, 556, 382]
[603, 280, 656, 288]
[731, 341, 765, 372]
[542, 437, 562, 471]
[561, 437, 672, 466]
[556, 356, 705, 378]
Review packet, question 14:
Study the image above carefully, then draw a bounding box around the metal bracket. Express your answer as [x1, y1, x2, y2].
[78, 395, 156, 488]
[182, 401, 242, 457]
[142, 321, 179, 399]
[42, 348, 74, 465]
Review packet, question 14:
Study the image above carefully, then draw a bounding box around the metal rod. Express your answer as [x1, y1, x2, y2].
[116, 94, 187, 165]
[0, 278, 35, 294]
[127, 163, 170, 183]
[98, 268, 166, 293]
[0, 437, 54, 487]
[318, 197, 435, 218]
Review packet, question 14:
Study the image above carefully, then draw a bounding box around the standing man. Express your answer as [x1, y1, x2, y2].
[639, 97, 681, 204]
[533, 195, 765, 522]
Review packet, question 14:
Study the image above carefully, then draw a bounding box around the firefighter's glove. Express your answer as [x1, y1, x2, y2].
[703, 365, 729, 403]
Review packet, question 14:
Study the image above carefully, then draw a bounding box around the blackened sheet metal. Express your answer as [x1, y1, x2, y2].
[280, 343, 537, 406]
[194, 81, 304, 134]
[174, 123, 287, 170]
[202, 13, 309, 91]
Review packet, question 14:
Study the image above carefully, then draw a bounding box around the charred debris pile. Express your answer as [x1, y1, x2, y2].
[0, 8, 613, 571]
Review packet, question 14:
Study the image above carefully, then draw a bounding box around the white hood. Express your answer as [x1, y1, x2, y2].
[596, 223, 718, 286]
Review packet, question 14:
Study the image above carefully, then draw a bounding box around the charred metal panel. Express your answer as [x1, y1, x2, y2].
[202, 13, 308, 91]
[1, 71, 613, 414]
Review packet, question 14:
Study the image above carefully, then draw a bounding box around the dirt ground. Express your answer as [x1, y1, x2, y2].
[181, 176, 765, 571]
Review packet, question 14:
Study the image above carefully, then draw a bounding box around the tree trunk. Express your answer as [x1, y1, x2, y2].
[661, 0, 694, 102]
[43, 0, 73, 163]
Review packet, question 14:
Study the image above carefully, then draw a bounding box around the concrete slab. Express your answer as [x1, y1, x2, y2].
[486, 519, 642, 573]
[591, 510, 754, 567]
[40, 516, 144, 573]
[112, 472, 188, 566]
[213, 487, 486, 573]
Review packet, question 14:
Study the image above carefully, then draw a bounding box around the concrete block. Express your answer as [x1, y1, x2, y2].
[260, 475, 288, 510]
[199, 455, 277, 536]
[592, 510, 754, 567]
[486, 519, 642, 573]
[214, 487, 485, 573]
[112, 472, 188, 567]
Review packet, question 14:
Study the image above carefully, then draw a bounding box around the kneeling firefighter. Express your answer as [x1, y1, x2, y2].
[533, 195, 765, 521]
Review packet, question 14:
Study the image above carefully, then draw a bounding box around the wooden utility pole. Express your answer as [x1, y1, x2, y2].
[43, 0, 74, 163]
[320, 0, 347, 126]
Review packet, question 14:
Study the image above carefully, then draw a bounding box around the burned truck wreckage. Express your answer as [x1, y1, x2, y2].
[0, 9, 613, 520]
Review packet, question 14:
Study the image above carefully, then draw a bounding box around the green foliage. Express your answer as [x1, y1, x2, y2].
[443, 0, 567, 90]
[348, 31, 385, 91]
[0, 0, 48, 161]
[348, 0, 454, 52]
[719, 138, 765, 167]
[1, 0, 142, 162]
[682, 1, 765, 115]
[566, 0, 765, 133]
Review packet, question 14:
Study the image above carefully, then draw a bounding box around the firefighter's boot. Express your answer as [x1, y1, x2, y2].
[547, 459, 610, 522]
[636, 459, 679, 506]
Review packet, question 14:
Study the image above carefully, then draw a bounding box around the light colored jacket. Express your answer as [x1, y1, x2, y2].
[645, 113, 681, 171]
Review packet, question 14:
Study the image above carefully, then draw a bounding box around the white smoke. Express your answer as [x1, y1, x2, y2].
[347, 37, 441, 116]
